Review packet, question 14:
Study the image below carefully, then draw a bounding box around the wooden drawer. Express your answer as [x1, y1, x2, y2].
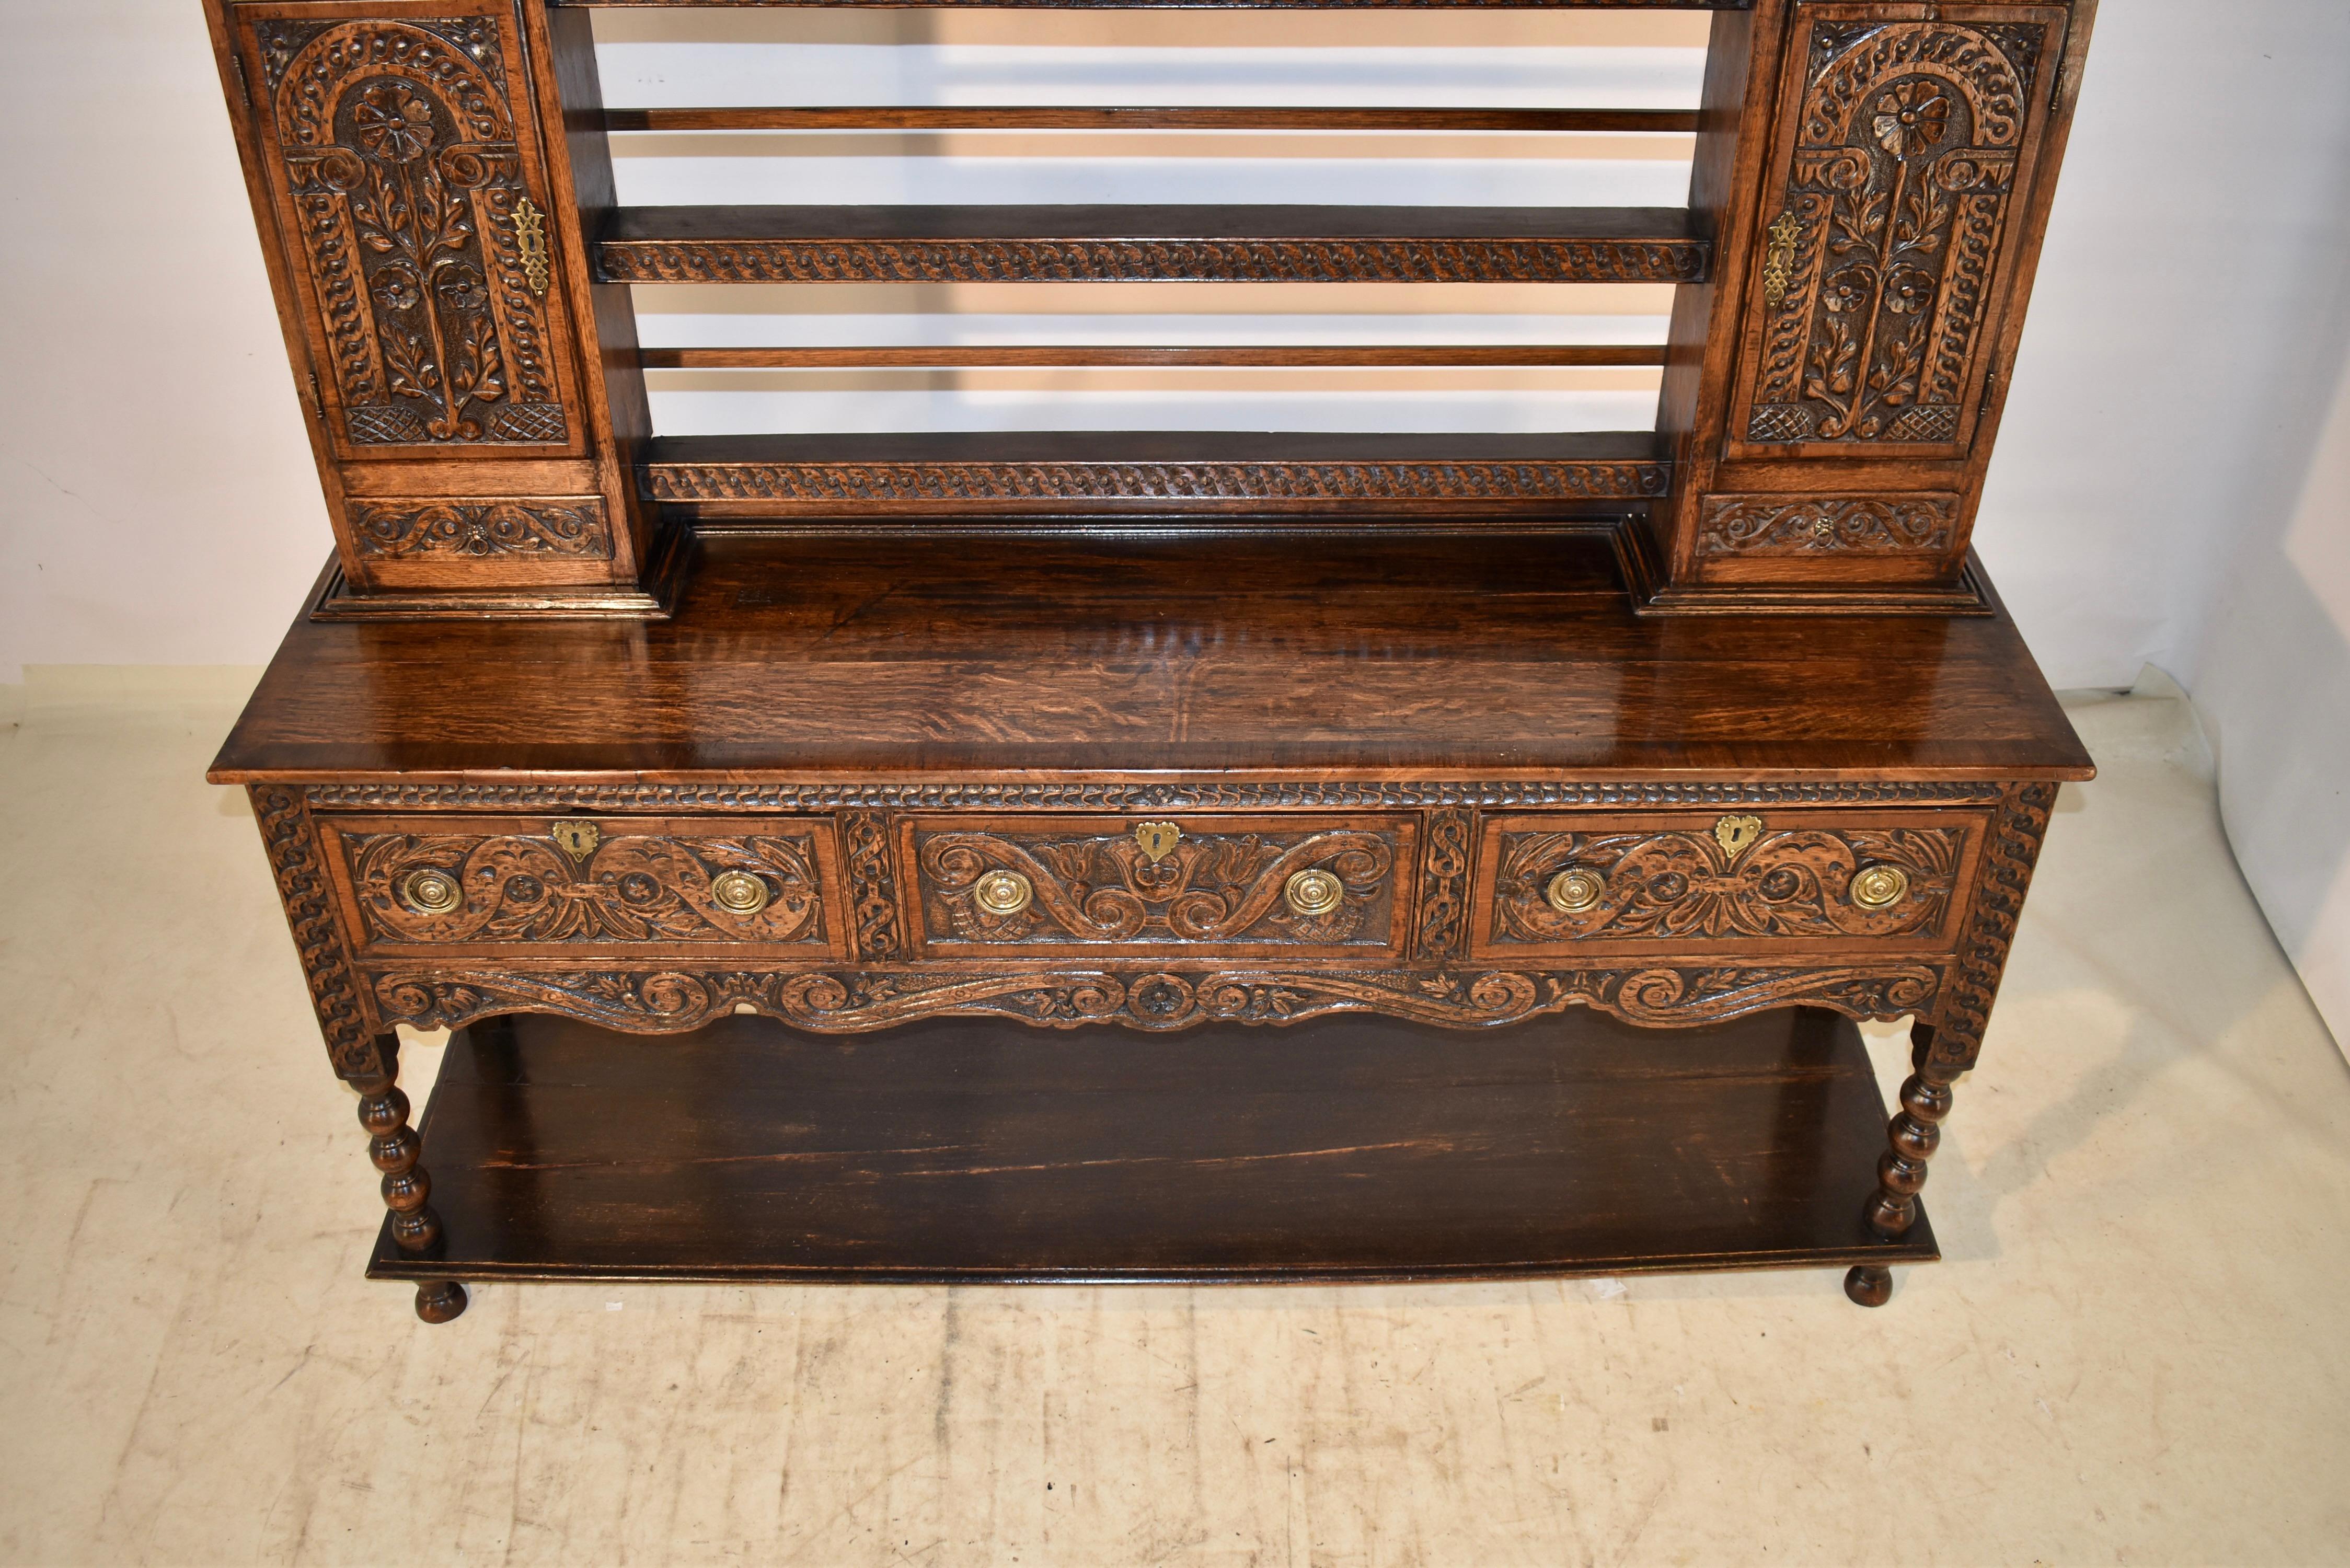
[897, 813, 1419, 959]
[316, 815, 847, 958]
[1471, 808, 1986, 959]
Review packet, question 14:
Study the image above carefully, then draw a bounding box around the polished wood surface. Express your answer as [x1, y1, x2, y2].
[211, 534, 2091, 783]
[370, 1006, 1938, 1285]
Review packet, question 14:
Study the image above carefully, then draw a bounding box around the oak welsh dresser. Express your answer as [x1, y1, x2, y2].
[203, 0, 2098, 1321]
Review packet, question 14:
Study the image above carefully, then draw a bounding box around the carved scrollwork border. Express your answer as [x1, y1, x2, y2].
[643, 459, 1673, 505]
[305, 780, 2013, 813]
[250, 787, 389, 1081]
[368, 960, 1942, 1038]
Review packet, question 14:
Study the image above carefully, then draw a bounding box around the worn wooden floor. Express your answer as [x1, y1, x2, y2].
[3, 671, 2346, 1566]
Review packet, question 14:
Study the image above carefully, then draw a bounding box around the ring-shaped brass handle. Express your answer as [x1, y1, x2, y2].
[401, 868, 463, 916]
[1284, 868, 1345, 917]
[974, 869, 1033, 917]
[1546, 868, 1606, 914]
[1850, 863, 1910, 909]
[711, 870, 770, 915]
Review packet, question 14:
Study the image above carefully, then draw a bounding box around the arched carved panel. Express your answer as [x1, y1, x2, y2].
[237, 6, 574, 453]
[1734, 7, 2064, 457]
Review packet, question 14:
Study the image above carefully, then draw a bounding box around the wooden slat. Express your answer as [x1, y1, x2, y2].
[638, 429, 1671, 511]
[560, 1, 1739, 9]
[605, 106, 1702, 134]
[599, 205, 1709, 285]
[639, 344, 1669, 368]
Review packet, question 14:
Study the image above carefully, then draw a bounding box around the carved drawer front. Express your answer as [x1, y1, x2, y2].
[1472, 808, 1986, 959]
[898, 814, 1419, 959]
[1730, 3, 2068, 462]
[316, 815, 846, 958]
[223, 1, 583, 461]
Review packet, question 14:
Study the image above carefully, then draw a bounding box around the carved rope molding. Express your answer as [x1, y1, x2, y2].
[370, 961, 1942, 1037]
[598, 239, 1709, 287]
[1926, 781, 2057, 1071]
[1695, 495, 1959, 558]
[349, 499, 613, 559]
[304, 780, 2012, 812]
[642, 460, 1673, 505]
[251, 787, 388, 1081]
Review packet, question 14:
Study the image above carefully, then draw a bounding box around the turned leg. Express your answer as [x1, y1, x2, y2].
[1845, 1022, 1957, 1309]
[354, 1051, 468, 1324]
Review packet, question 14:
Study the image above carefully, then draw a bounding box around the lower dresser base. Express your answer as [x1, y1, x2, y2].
[368, 1004, 1938, 1292]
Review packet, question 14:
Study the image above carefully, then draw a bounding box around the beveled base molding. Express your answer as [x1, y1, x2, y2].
[308, 529, 691, 622]
[1634, 559, 1996, 617]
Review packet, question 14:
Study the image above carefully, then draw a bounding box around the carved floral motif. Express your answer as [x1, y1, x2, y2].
[1745, 18, 2047, 448]
[346, 827, 827, 946]
[1696, 495, 1958, 557]
[349, 499, 612, 559]
[1491, 823, 1964, 943]
[257, 16, 565, 447]
[915, 826, 1398, 947]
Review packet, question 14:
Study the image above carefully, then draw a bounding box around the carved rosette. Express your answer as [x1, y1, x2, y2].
[348, 827, 827, 947]
[1695, 495, 1959, 558]
[597, 238, 1708, 287]
[349, 499, 612, 559]
[1491, 823, 1962, 943]
[645, 460, 1672, 505]
[914, 826, 1398, 948]
[1742, 16, 2050, 450]
[370, 961, 1941, 1037]
[255, 16, 566, 448]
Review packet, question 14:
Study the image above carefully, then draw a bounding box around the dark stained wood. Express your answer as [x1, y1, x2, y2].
[605, 107, 1703, 133]
[368, 1006, 1938, 1285]
[640, 344, 1671, 368]
[565, 0, 1742, 8]
[596, 204, 1710, 285]
[209, 534, 2092, 783]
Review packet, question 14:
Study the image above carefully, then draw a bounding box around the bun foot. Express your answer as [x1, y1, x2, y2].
[1843, 1265, 1893, 1307]
[414, 1280, 469, 1323]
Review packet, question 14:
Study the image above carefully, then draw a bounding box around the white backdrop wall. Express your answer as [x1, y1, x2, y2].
[2, 1, 2346, 1037]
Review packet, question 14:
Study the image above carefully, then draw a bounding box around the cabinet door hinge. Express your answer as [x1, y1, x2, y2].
[1978, 352, 2003, 423]
[305, 372, 324, 422]
[228, 47, 248, 100]
[2050, 59, 2067, 110]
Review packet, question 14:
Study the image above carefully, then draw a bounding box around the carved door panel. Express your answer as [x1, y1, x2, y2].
[1727, 4, 2068, 462]
[223, 1, 584, 461]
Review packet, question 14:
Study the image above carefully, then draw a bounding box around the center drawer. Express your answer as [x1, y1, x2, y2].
[895, 813, 1419, 959]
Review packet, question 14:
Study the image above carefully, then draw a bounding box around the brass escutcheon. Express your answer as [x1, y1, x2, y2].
[513, 195, 551, 297]
[1546, 868, 1606, 914]
[1713, 814, 1764, 858]
[1850, 863, 1911, 909]
[710, 870, 770, 915]
[401, 868, 463, 916]
[551, 820, 602, 861]
[1134, 821, 1182, 863]
[1284, 868, 1345, 918]
[974, 869, 1033, 917]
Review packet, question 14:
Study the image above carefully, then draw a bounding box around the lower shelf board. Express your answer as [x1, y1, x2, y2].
[372, 1005, 1936, 1286]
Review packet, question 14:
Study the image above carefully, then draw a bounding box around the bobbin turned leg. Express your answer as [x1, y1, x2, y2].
[1846, 1021, 1957, 1308]
[354, 1058, 467, 1323]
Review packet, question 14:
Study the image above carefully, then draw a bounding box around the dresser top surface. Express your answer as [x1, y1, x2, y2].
[210, 533, 2092, 785]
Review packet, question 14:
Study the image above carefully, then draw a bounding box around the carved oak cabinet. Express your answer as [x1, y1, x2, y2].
[204, 0, 2097, 1321]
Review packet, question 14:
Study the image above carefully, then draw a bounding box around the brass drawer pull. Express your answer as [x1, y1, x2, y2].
[1850, 863, 1910, 909]
[1546, 868, 1606, 914]
[1284, 868, 1344, 917]
[710, 870, 770, 916]
[400, 868, 463, 915]
[974, 869, 1034, 916]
